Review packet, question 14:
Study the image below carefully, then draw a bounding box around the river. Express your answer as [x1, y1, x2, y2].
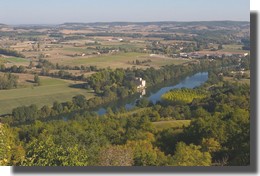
[96, 72, 208, 115]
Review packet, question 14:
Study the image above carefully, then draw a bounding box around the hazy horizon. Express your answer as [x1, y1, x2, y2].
[0, 0, 250, 25]
[0, 20, 250, 26]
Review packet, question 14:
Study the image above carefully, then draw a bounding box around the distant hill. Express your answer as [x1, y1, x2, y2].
[61, 21, 249, 27]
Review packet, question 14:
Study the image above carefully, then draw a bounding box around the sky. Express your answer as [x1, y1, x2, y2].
[0, 0, 250, 24]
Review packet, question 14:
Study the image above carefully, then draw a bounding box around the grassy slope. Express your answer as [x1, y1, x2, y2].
[152, 120, 191, 131]
[0, 57, 29, 64]
[0, 77, 94, 115]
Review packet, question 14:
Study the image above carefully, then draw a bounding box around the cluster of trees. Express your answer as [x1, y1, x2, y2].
[0, 73, 18, 90]
[0, 124, 25, 165]
[40, 69, 87, 81]
[87, 59, 222, 96]
[0, 64, 26, 73]
[0, 48, 25, 58]
[129, 59, 152, 65]
[146, 41, 198, 55]
[182, 84, 250, 165]
[37, 59, 98, 71]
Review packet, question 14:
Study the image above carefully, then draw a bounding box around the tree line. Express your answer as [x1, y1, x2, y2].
[0, 48, 25, 58]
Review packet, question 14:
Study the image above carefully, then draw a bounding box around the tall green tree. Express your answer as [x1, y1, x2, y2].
[22, 131, 88, 166]
[172, 142, 211, 166]
[34, 74, 41, 86]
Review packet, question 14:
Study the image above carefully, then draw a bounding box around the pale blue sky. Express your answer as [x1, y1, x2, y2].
[0, 0, 250, 24]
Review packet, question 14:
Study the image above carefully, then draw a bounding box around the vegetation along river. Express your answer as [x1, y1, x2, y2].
[96, 72, 208, 115]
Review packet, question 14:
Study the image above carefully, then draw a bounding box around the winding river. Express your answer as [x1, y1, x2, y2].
[96, 72, 208, 115]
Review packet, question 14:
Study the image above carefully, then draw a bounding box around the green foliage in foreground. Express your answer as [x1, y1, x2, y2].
[161, 89, 207, 104]
[22, 131, 88, 166]
[172, 142, 211, 166]
[0, 124, 25, 165]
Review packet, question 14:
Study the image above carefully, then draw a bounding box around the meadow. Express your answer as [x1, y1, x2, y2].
[0, 57, 29, 65]
[223, 76, 250, 85]
[152, 120, 191, 131]
[0, 77, 94, 115]
[62, 52, 189, 69]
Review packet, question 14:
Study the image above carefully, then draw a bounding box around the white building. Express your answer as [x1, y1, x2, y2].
[135, 77, 146, 89]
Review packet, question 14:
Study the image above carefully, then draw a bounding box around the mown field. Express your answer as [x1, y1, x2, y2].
[152, 120, 191, 131]
[0, 77, 94, 115]
[0, 57, 29, 65]
[61, 52, 189, 69]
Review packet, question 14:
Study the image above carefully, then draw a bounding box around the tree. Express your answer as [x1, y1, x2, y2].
[0, 124, 25, 166]
[126, 140, 169, 166]
[52, 101, 63, 114]
[172, 142, 211, 166]
[12, 104, 39, 123]
[18, 66, 26, 73]
[40, 105, 51, 118]
[0, 124, 13, 165]
[201, 138, 221, 153]
[72, 95, 87, 108]
[34, 74, 41, 86]
[22, 131, 88, 166]
[218, 44, 223, 50]
[29, 60, 34, 69]
[136, 98, 150, 108]
[0, 73, 18, 90]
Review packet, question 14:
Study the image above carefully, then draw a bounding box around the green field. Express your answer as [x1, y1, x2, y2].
[0, 77, 94, 115]
[222, 44, 246, 52]
[63, 52, 147, 66]
[62, 52, 189, 68]
[223, 76, 250, 85]
[152, 120, 191, 130]
[0, 57, 29, 64]
[63, 47, 96, 53]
